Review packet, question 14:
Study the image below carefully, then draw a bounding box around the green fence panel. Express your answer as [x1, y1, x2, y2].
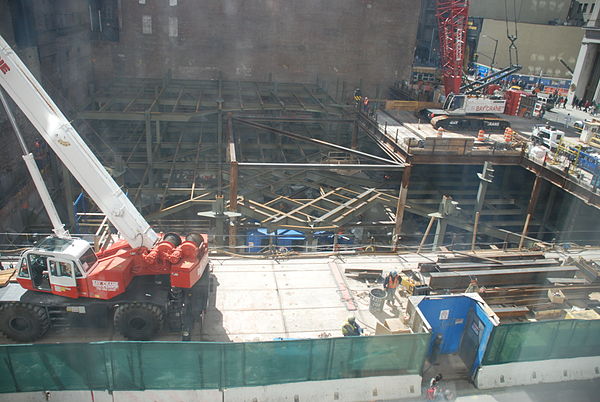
[0, 333, 431, 393]
[0, 343, 108, 393]
[137, 342, 210, 390]
[483, 319, 600, 365]
[307, 338, 330, 380]
[244, 340, 314, 385]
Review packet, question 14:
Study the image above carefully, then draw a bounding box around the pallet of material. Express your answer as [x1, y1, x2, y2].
[427, 266, 579, 289]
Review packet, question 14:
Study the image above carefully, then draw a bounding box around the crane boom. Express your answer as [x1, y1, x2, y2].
[0, 35, 158, 248]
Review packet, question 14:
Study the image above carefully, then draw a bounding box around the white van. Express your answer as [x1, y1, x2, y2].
[531, 124, 564, 151]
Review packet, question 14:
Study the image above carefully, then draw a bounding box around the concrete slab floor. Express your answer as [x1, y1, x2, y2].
[202, 253, 432, 342]
[0, 252, 436, 344]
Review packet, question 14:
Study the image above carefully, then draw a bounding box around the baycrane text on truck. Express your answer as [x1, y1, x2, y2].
[0, 35, 210, 342]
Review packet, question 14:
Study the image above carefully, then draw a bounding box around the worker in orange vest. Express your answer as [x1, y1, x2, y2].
[383, 271, 400, 306]
[363, 96, 370, 113]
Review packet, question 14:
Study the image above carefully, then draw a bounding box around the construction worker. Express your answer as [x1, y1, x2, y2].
[353, 88, 362, 109]
[383, 271, 400, 305]
[465, 278, 480, 293]
[341, 316, 363, 336]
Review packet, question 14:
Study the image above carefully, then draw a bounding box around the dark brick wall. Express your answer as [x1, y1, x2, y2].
[95, 0, 420, 95]
[0, 0, 93, 233]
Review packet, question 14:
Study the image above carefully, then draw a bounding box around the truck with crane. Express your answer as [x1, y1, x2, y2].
[0, 35, 210, 342]
[421, 1, 521, 131]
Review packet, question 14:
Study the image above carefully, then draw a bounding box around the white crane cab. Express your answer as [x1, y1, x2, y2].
[17, 237, 96, 299]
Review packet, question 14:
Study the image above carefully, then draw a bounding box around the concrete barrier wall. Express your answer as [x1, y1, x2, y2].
[0, 374, 422, 402]
[475, 356, 600, 389]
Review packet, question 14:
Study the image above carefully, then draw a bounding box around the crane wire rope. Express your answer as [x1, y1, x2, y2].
[505, 0, 520, 66]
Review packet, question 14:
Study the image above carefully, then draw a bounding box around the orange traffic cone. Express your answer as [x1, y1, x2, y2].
[437, 127, 444, 137]
[477, 130, 485, 141]
[504, 127, 513, 143]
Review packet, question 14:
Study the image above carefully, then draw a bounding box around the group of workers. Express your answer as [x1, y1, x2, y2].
[341, 270, 402, 336]
[353, 88, 371, 114]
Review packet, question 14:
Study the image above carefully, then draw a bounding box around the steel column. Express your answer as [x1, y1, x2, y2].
[392, 164, 411, 250]
[519, 175, 543, 248]
[145, 111, 154, 187]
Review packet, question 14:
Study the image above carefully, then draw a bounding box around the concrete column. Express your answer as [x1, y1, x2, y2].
[570, 43, 597, 103]
[561, 198, 582, 242]
[351, 121, 358, 150]
[568, 4, 600, 105]
[537, 184, 557, 239]
[432, 218, 448, 251]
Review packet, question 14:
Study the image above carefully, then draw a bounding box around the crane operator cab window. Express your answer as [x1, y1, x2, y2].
[443, 94, 465, 111]
[26, 254, 51, 291]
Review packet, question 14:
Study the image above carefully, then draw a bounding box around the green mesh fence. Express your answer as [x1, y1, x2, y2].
[0, 333, 430, 393]
[483, 319, 600, 365]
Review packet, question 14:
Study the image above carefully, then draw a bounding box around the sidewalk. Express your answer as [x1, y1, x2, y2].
[545, 104, 598, 131]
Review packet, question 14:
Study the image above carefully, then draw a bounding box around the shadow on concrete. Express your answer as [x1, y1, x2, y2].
[200, 273, 231, 342]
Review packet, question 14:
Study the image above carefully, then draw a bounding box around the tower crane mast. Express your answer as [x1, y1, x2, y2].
[435, 0, 469, 96]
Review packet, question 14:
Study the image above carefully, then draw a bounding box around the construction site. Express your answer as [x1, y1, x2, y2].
[1, 1, 600, 401]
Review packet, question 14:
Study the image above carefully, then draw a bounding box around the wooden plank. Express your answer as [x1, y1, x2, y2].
[431, 259, 561, 272]
[345, 267, 384, 273]
[546, 277, 589, 285]
[437, 251, 545, 263]
[0, 269, 16, 286]
[492, 306, 530, 318]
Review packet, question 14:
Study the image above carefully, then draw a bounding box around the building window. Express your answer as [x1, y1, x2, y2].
[583, 3, 589, 13]
[169, 16, 178, 37]
[170, 0, 178, 6]
[142, 15, 152, 34]
[592, 4, 596, 14]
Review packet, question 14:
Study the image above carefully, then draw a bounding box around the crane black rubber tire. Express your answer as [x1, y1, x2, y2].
[114, 303, 164, 341]
[0, 302, 50, 342]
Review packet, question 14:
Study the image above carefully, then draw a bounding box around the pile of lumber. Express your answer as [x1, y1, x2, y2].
[344, 267, 383, 281]
[0, 269, 16, 286]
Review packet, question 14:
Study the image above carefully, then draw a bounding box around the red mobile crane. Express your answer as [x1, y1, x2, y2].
[423, 1, 520, 131]
[0, 35, 210, 342]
